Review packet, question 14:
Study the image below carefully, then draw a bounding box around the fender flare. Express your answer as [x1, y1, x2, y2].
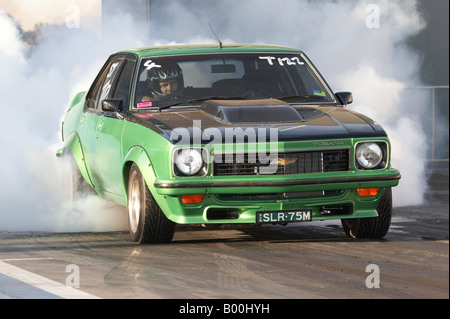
[63, 132, 94, 188]
[122, 146, 180, 222]
[122, 146, 157, 200]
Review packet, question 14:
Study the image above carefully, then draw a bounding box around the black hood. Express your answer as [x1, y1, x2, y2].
[129, 99, 386, 144]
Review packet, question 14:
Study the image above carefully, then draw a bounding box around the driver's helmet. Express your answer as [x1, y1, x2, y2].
[146, 62, 184, 100]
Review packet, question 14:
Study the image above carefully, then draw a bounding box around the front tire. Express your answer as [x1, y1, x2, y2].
[342, 188, 392, 239]
[127, 164, 175, 243]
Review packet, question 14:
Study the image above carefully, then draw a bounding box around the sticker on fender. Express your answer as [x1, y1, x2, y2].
[256, 209, 312, 224]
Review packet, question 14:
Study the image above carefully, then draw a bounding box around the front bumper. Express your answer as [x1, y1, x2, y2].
[152, 169, 401, 224]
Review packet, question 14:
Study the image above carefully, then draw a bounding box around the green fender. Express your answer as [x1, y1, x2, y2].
[122, 146, 157, 199]
[122, 146, 155, 190]
[121, 146, 176, 220]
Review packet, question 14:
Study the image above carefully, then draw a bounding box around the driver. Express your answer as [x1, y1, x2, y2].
[141, 62, 184, 102]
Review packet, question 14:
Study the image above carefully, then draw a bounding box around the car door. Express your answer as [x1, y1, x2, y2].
[78, 56, 124, 191]
[95, 56, 137, 196]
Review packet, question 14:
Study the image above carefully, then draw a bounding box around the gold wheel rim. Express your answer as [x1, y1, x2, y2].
[128, 173, 141, 233]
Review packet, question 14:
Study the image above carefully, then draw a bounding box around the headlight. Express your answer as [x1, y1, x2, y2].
[355, 142, 383, 169]
[173, 148, 206, 176]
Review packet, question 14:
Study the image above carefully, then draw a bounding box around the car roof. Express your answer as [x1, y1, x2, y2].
[118, 43, 302, 57]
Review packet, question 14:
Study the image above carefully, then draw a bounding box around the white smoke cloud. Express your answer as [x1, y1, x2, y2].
[0, 0, 429, 232]
[0, 7, 133, 232]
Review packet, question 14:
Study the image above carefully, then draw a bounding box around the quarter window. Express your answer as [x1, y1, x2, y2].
[99, 60, 122, 103]
[112, 60, 135, 111]
[86, 58, 123, 110]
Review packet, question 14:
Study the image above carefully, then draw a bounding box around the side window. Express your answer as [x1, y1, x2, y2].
[112, 59, 135, 111]
[99, 60, 122, 104]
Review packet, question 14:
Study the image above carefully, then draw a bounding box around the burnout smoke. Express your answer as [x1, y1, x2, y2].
[0, 0, 428, 232]
[0, 7, 135, 232]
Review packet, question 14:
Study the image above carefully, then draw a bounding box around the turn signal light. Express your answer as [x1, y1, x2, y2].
[181, 194, 204, 204]
[357, 188, 379, 197]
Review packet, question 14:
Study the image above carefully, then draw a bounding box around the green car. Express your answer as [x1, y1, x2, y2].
[58, 43, 401, 243]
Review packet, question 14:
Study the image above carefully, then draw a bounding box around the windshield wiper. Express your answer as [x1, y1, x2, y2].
[158, 96, 246, 111]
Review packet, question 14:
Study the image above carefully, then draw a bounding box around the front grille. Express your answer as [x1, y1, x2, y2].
[213, 149, 349, 176]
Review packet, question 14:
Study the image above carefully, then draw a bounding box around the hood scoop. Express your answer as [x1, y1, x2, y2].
[200, 99, 303, 124]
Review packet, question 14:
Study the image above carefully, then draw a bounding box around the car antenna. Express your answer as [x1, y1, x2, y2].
[208, 22, 223, 49]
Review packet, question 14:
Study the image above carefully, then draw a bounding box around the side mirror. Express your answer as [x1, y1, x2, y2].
[335, 92, 353, 107]
[102, 99, 123, 112]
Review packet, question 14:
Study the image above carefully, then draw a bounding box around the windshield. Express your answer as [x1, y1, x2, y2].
[133, 53, 334, 109]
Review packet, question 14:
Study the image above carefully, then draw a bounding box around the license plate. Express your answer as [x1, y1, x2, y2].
[256, 209, 312, 224]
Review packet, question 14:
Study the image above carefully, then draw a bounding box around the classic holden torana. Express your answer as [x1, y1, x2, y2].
[58, 44, 401, 243]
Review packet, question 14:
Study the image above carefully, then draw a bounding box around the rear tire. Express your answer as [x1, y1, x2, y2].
[62, 149, 92, 209]
[342, 188, 392, 239]
[127, 164, 175, 243]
